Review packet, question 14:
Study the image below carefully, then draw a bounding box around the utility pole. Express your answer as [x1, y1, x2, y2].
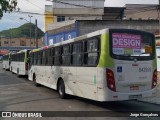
[10, 28, 12, 47]
[159, 0, 160, 35]
[35, 19, 38, 48]
[28, 15, 33, 47]
[20, 16, 32, 47]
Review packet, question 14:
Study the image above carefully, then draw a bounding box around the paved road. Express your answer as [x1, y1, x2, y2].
[0, 63, 160, 120]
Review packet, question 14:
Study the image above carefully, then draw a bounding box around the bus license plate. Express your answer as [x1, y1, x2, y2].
[129, 94, 142, 99]
[130, 85, 139, 90]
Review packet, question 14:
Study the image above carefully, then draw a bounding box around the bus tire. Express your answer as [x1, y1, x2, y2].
[33, 74, 40, 87]
[11, 67, 13, 74]
[5, 66, 8, 71]
[17, 69, 20, 78]
[58, 80, 66, 99]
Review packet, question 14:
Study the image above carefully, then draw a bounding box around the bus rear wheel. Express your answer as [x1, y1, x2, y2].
[58, 80, 66, 99]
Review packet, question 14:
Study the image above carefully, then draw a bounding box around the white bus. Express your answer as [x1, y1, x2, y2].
[10, 49, 30, 77]
[28, 28, 157, 101]
[2, 53, 11, 71]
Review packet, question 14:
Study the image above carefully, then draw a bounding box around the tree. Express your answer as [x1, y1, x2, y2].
[0, 0, 17, 18]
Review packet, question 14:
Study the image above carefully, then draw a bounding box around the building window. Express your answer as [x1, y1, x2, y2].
[4, 41, 8, 44]
[57, 16, 65, 22]
[12, 41, 15, 43]
[20, 41, 26, 46]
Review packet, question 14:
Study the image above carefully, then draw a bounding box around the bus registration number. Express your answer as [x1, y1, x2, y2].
[129, 94, 142, 99]
[130, 85, 139, 90]
[139, 67, 151, 72]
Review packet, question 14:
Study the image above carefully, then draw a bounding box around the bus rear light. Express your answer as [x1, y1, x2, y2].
[106, 69, 116, 92]
[25, 63, 28, 71]
[152, 69, 157, 89]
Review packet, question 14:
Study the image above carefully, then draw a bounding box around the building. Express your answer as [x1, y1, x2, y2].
[52, 0, 104, 17]
[44, 3, 160, 46]
[125, 4, 158, 20]
[44, 20, 159, 46]
[44, 5, 54, 32]
[0, 37, 43, 47]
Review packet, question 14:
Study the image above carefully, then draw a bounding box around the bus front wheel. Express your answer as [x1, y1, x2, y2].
[58, 80, 66, 99]
[11, 67, 14, 74]
[33, 74, 40, 87]
[17, 69, 20, 78]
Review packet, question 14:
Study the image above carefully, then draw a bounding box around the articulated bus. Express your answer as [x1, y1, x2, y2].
[10, 49, 30, 77]
[28, 28, 157, 101]
[2, 53, 11, 70]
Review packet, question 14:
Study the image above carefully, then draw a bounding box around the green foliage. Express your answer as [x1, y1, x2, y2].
[0, 0, 17, 18]
[0, 23, 44, 39]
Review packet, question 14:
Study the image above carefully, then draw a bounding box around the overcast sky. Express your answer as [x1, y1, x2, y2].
[105, 0, 158, 7]
[0, 0, 159, 32]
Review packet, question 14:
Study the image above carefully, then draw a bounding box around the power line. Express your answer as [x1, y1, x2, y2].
[47, 0, 100, 9]
[24, 0, 44, 11]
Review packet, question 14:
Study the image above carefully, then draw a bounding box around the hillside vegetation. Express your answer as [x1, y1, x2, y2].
[0, 23, 44, 39]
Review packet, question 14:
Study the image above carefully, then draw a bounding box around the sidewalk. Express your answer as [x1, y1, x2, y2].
[138, 72, 160, 104]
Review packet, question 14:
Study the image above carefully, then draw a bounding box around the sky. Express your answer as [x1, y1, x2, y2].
[0, 0, 159, 32]
[105, 0, 158, 7]
[0, 0, 52, 32]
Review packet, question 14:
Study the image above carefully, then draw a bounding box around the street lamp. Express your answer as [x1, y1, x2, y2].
[20, 16, 33, 47]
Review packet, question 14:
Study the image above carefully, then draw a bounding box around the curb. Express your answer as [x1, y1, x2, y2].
[137, 99, 160, 105]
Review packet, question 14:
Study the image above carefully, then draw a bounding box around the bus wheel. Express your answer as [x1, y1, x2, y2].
[17, 69, 20, 78]
[5, 66, 7, 71]
[33, 74, 40, 87]
[58, 80, 66, 99]
[11, 67, 13, 74]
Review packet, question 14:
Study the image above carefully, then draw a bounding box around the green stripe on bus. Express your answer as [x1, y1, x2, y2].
[94, 75, 96, 86]
[153, 47, 157, 68]
[24, 52, 27, 62]
[98, 34, 114, 67]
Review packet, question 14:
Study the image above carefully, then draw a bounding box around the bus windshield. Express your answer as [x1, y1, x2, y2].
[110, 29, 155, 60]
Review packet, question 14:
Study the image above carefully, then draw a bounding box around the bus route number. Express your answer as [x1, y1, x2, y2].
[139, 67, 151, 72]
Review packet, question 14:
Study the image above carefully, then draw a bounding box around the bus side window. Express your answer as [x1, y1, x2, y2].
[48, 48, 53, 66]
[54, 47, 61, 65]
[42, 51, 46, 65]
[45, 50, 48, 65]
[52, 48, 55, 65]
[29, 53, 32, 65]
[31, 53, 34, 65]
[34, 52, 38, 65]
[84, 38, 99, 66]
[38, 51, 42, 65]
[72, 42, 82, 66]
[62, 45, 71, 65]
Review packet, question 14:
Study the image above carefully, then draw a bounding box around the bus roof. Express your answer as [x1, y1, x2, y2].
[17, 49, 30, 53]
[48, 28, 109, 48]
[30, 46, 49, 53]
